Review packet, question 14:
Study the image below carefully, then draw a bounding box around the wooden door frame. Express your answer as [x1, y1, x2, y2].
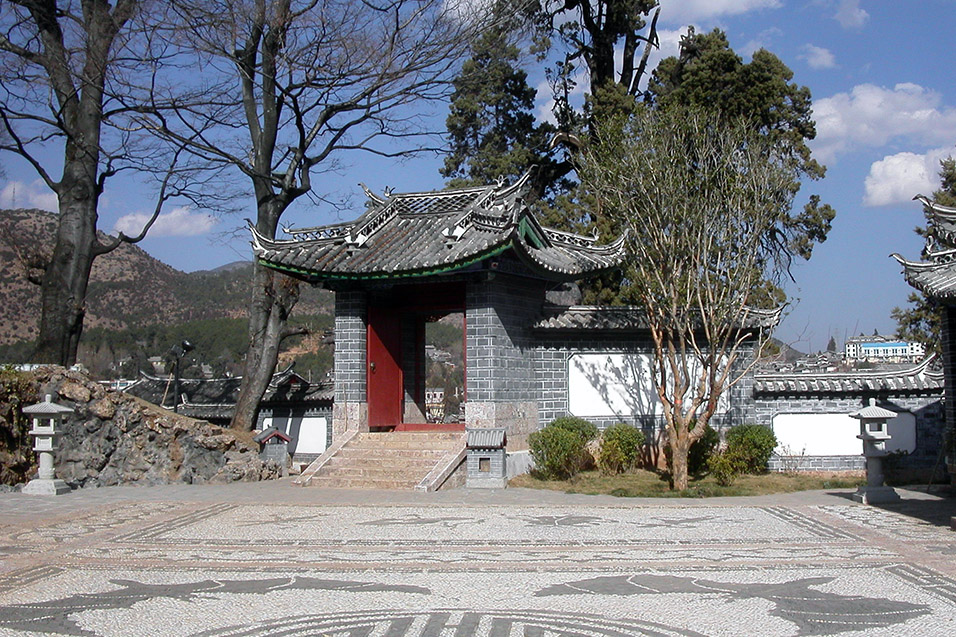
[366, 282, 466, 431]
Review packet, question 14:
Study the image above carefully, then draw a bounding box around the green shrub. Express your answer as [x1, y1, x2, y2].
[725, 424, 777, 474]
[529, 425, 589, 480]
[707, 450, 747, 486]
[688, 425, 720, 475]
[598, 438, 626, 475]
[601, 423, 645, 472]
[549, 416, 599, 443]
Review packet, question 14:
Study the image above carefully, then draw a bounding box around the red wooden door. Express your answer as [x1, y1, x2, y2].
[367, 305, 403, 428]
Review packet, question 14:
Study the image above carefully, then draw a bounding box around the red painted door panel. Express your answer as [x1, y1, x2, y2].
[367, 306, 403, 428]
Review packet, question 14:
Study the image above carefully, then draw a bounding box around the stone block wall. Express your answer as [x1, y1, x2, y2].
[531, 334, 757, 434]
[756, 392, 944, 476]
[464, 274, 545, 438]
[466, 448, 507, 488]
[333, 289, 367, 435]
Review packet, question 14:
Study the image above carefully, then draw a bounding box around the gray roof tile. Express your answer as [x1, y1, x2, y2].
[895, 198, 956, 300]
[252, 174, 625, 282]
[754, 356, 942, 395]
[533, 305, 781, 331]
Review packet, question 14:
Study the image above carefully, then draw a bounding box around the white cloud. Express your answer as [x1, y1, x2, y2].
[799, 44, 836, 70]
[811, 83, 956, 163]
[864, 147, 955, 207]
[113, 205, 216, 238]
[834, 0, 868, 29]
[0, 180, 58, 212]
[657, 0, 781, 24]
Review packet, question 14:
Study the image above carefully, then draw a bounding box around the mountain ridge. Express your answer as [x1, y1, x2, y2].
[0, 209, 331, 346]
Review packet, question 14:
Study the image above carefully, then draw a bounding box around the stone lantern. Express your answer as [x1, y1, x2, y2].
[849, 398, 900, 505]
[21, 394, 73, 496]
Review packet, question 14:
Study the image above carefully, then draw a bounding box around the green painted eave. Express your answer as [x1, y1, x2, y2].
[518, 216, 547, 250]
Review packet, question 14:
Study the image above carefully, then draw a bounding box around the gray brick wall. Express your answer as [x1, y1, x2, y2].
[755, 392, 944, 474]
[333, 289, 367, 403]
[768, 455, 865, 472]
[531, 334, 757, 435]
[465, 274, 545, 403]
[945, 307, 956, 472]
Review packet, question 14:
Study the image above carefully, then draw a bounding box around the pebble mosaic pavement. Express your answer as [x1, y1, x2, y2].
[0, 482, 954, 636]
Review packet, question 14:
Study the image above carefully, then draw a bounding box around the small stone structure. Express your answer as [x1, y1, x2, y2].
[850, 398, 901, 504]
[21, 394, 72, 495]
[254, 427, 292, 465]
[466, 427, 507, 488]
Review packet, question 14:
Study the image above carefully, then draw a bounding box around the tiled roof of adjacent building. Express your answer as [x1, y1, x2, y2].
[894, 197, 956, 299]
[251, 172, 626, 282]
[753, 356, 943, 395]
[533, 304, 781, 331]
[124, 366, 333, 421]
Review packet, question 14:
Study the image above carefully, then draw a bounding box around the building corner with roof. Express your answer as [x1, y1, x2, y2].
[894, 196, 956, 485]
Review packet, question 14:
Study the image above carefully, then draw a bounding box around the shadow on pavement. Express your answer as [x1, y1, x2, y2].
[825, 485, 956, 529]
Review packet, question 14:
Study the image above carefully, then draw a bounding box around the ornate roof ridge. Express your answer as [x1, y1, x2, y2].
[533, 304, 780, 330]
[892, 252, 937, 270]
[755, 354, 940, 381]
[916, 194, 956, 218]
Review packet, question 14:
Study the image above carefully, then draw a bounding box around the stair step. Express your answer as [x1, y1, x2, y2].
[335, 448, 450, 459]
[300, 431, 465, 490]
[319, 461, 437, 475]
[347, 441, 462, 451]
[306, 476, 421, 489]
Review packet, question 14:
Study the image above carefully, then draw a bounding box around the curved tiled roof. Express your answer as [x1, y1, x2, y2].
[251, 173, 626, 282]
[753, 356, 943, 395]
[894, 252, 956, 299]
[895, 197, 956, 300]
[533, 305, 781, 331]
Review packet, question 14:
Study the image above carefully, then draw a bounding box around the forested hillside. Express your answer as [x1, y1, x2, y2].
[0, 209, 334, 377]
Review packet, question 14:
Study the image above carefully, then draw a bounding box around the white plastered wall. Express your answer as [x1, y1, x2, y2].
[772, 412, 916, 456]
[568, 353, 728, 419]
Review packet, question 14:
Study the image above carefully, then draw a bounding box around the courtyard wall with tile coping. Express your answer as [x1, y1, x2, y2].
[755, 391, 944, 476]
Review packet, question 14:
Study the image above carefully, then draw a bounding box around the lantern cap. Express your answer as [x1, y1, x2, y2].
[850, 397, 897, 420]
[23, 394, 74, 416]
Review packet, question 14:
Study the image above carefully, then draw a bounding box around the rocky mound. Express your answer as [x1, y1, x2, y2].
[22, 366, 283, 487]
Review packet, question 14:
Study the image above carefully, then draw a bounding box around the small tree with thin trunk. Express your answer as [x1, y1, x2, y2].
[578, 106, 799, 491]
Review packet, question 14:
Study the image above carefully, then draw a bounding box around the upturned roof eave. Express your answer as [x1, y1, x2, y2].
[255, 242, 515, 283]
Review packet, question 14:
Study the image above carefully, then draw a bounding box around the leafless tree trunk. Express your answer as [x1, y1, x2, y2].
[152, 0, 495, 430]
[1, 1, 191, 365]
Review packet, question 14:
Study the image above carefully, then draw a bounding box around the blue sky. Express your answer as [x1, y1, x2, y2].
[2, 0, 954, 352]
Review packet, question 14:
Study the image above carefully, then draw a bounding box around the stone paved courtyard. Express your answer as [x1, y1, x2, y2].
[0, 482, 954, 636]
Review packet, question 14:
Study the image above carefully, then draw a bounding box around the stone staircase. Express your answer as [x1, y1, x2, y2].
[295, 431, 466, 490]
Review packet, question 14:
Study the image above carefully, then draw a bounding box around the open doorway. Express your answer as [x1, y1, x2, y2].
[367, 283, 466, 432]
[422, 312, 465, 425]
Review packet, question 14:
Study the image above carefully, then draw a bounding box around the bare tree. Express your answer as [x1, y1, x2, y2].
[0, 1, 196, 365]
[578, 106, 794, 491]
[148, 0, 497, 430]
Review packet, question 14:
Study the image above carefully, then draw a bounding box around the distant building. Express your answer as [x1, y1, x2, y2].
[844, 335, 925, 362]
[124, 366, 333, 464]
